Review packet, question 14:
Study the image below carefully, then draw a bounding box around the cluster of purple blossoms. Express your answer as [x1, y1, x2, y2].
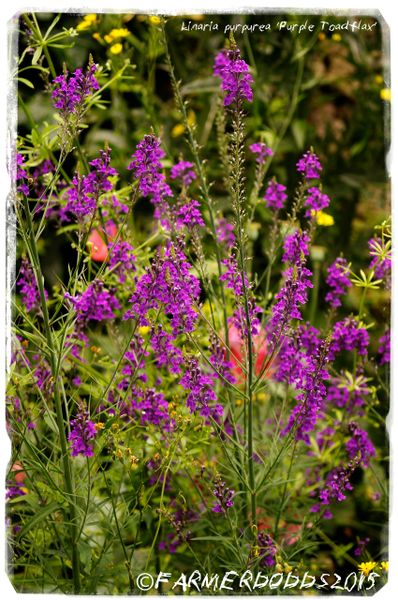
[213, 47, 253, 106]
[211, 477, 235, 513]
[325, 257, 352, 308]
[17, 258, 47, 313]
[125, 241, 200, 338]
[33, 356, 53, 396]
[230, 301, 262, 338]
[216, 218, 235, 249]
[170, 161, 197, 187]
[257, 533, 277, 568]
[281, 338, 330, 444]
[368, 237, 391, 285]
[61, 148, 117, 223]
[65, 280, 120, 328]
[263, 180, 287, 211]
[354, 537, 370, 557]
[108, 240, 136, 284]
[130, 387, 174, 431]
[52, 63, 99, 114]
[329, 317, 369, 360]
[304, 187, 330, 216]
[282, 230, 310, 264]
[68, 405, 97, 457]
[151, 325, 184, 375]
[128, 135, 172, 224]
[273, 323, 321, 385]
[310, 462, 354, 514]
[180, 357, 223, 419]
[296, 150, 322, 180]
[159, 502, 198, 553]
[16, 153, 29, 195]
[101, 194, 129, 217]
[220, 255, 248, 297]
[249, 142, 273, 165]
[269, 263, 313, 344]
[346, 423, 376, 467]
[175, 199, 205, 230]
[378, 330, 390, 365]
[6, 483, 27, 500]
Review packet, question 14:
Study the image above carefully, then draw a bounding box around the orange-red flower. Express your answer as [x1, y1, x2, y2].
[87, 221, 117, 262]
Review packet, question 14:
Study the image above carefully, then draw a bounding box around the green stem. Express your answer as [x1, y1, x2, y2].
[21, 194, 81, 593]
[161, 22, 230, 353]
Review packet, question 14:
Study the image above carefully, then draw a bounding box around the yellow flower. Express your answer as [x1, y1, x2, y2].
[95, 422, 105, 431]
[110, 43, 123, 55]
[374, 74, 383, 85]
[358, 562, 378, 577]
[318, 32, 326, 41]
[104, 34, 113, 44]
[109, 28, 129, 38]
[332, 33, 341, 41]
[138, 326, 150, 335]
[312, 210, 334, 226]
[317, 211, 334, 226]
[149, 15, 161, 24]
[76, 13, 98, 31]
[171, 110, 196, 138]
[380, 88, 391, 102]
[171, 123, 185, 138]
[380, 561, 388, 572]
[92, 32, 102, 41]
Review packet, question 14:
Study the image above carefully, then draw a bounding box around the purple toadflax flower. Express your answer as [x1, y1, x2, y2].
[346, 422, 376, 467]
[170, 160, 197, 187]
[249, 142, 273, 164]
[52, 63, 99, 114]
[17, 258, 48, 313]
[65, 279, 120, 328]
[378, 330, 390, 365]
[282, 230, 310, 264]
[180, 357, 223, 419]
[304, 186, 330, 216]
[264, 180, 287, 211]
[108, 240, 136, 284]
[211, 477, 235, 513]
[329, 317, 369, 360]
[257, 533, 277, 568]
[125, 240, 200, 338]
[281, 337, 330, 444]
[175, 199, 205, 230]
[128, 134, 172, 224]
[296, 150, 322, 180]
[68, 405, 97, 457]
[61, 148, 117, 223]
[325, 257, 352, 308]
[216, 218, 236, 249]
[15, 153, 30, 195]
[213, 46, 253, 106]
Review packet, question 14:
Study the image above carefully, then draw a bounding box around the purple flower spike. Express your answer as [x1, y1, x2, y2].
[68, 406, 97, 457]
[264, 180, 287, 211]
[213, 47, 253, 106]
[52, 64, 99, 114]
[250, 142, 273, 164]
[325, 257, 352, 308]
[304, 186, 330, 216]
[296, 150, 322, 179]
